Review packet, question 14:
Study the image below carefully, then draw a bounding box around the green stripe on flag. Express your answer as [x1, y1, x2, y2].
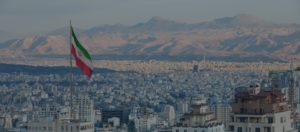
[71, 26, 92, 60]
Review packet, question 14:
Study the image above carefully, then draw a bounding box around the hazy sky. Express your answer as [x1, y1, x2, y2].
[1, 0, 300, 35]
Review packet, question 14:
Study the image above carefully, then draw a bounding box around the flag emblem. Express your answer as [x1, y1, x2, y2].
[70, 26, 93, 78]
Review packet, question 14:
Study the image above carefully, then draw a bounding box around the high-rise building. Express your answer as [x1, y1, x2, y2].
[0, 114, 12, 129]
[163, 105, 176, 126]
[172, 96, 224, 132]
[176, 101, 189, 117]
[227, 84, 297, 132]
[269, 71, 292, 101]
[210, 102, 231, 127]
[27, 96, 95, 132]
[134, 112, 157, 132]
[193, 65, 199, 72]
[38, 102, 60, 120]
[129, 107, 158, 132]
[74, 95, 95, 122]
[27, 119, 94, 132]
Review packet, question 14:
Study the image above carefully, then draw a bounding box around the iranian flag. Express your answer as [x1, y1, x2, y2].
[70, 26, 93, 78]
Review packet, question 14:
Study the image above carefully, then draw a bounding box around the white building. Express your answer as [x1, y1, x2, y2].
[108, 117, 120, 127]
[74, 95, 95, 122]
[0, 114, 12, 129]
[172, 96, 224, 132]
[27, 119, 94, 132]
[38, 103, 60, 120]
[164, 105, 176, 126]
[27, 96, 95, 132]
[134, 113, 157, 132]
[176, 101, 189, 116]
[129, 107, 159, 131]
[210, 102, 231, 126]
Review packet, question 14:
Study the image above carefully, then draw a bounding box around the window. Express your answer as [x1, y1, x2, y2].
[176, 129, 179, 132]
[255, 128, 260, 132]
[229, 126, 234, 131]
[264, 127, 271, 132]
[238, 127, 242, 132]
[184, 129, 187, 132]
[240, 117, 247, 122]
[259, 108, 263, 114]
[268, 117, 273, 123]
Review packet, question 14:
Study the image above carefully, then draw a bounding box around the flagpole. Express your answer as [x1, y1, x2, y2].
[69, 20, 74, 120]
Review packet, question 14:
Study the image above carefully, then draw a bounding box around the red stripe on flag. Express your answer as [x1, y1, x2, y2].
[71, 44, 93, 78]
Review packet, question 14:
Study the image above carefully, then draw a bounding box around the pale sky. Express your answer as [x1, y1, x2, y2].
[1, 0, 300, 35]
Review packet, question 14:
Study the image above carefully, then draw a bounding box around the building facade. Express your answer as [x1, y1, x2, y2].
[172, 96, 224, 132]
[227, 84, 297, 132]
[27, 96, 95, 132]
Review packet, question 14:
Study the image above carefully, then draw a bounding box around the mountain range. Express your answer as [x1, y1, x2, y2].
[1, 14, 300, 62]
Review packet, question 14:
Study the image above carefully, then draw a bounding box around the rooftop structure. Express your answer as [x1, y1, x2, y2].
[228, 84, 297, 132]
[173, 96, 224, 132]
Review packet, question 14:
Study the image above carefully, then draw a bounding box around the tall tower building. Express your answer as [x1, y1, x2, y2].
[75, 95, 95, 122]
[163, 105, 176, 126]
[176, 101, 189, 117]
[210, 102, 231, 127]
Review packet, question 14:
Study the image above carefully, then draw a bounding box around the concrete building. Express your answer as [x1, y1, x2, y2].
[210, 102, 231, 126]
[75, 95, 95, 122]
[129, 107, 158, 132]
[172, 96, 224, 132]
[176, 101, 189, 117]
[108, 117, 121, 127]
[27, 96, 95, 132]
[134, 113, 157, 132]
[227, 84, 297, 132]
[102, 110, 128, 125]
[0, 114, 12, 129]
[164, 105, 176, 126]
[38, 102, 60, 120]
[269, 71, 292, 101]
[27, 119, 94, 132]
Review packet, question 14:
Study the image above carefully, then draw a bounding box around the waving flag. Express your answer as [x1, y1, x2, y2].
[70, 26, 93, 78]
